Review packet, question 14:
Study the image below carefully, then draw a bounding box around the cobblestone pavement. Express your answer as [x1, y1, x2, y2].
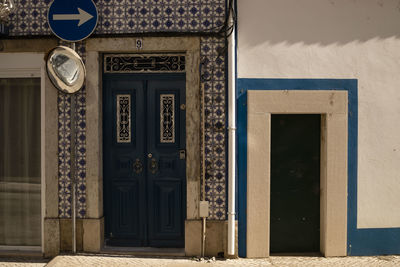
[1, 255, 400, 266]
[46, 254, 400, 267]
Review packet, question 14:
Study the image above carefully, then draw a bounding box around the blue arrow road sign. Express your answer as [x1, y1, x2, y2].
[48, 0, 98, 42]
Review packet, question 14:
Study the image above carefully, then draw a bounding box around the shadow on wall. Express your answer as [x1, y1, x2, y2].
[238, 0, 400, 46]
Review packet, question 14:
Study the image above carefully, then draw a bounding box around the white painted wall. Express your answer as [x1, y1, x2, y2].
[237, 0, 400, 228]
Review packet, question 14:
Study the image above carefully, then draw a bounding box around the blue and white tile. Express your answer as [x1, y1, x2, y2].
[8, 0, 227, 221]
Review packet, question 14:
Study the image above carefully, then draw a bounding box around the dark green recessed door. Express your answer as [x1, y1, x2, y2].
[103, 74, 186, 247]
[270, 114, 320, 253]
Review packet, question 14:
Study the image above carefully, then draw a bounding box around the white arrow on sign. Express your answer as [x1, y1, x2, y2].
[53, 8, 94, 27]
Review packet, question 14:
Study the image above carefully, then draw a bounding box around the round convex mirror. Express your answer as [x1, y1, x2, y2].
[46, 46, 85, 94]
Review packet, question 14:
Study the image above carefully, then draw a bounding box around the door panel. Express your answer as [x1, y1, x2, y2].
[103, 74, 185, 247]
[147, 80, 185, 247]
[150, 181, 183, 240]
[104, 77, 146, 246]
[110, 182, 141, 239]
[270, 114, 320, 253]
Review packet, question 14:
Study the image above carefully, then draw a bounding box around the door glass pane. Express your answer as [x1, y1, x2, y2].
[160, 94, 175, 143]
[116, 94, 131, 143]
[0, 78, 41, 246]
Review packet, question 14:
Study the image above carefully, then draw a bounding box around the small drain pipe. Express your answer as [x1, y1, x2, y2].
[227, 9, 236, 256]
[202, 217, 206, 257]
[201, 82, 207, 258]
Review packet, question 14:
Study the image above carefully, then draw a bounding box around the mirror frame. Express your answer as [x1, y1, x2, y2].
[46, 46, 86, 94]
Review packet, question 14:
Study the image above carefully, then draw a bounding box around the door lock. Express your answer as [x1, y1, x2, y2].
[149, 158, 158, 174]
[179, 149, 186, 160]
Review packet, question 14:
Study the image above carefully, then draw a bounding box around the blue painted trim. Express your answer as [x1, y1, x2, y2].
[237, 90, 247, 257]
[237, 78, 400, 257]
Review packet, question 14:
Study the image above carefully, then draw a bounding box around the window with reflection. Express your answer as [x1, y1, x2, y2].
[0, 78, 41, 246]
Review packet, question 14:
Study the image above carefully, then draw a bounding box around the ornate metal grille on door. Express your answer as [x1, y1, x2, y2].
[160, 94, 175, 143]
[117, 94, 131, 143]
[104, 54, 185, 73]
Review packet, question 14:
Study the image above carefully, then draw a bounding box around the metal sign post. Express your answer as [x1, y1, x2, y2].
[46, 44, 86, 254]
[47, 0, 97, 254]
[70, 68, 77, 253]
[70, 42, 77, 254]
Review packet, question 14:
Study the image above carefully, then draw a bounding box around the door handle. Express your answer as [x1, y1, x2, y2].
[149, 158, 158, 174]
[133, 158, 143, 174]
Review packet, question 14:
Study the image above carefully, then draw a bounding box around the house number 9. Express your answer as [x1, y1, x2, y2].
[136, 39, 143, 49]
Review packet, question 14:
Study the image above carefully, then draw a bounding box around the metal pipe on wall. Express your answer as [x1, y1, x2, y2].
[201, 82, 207, 257]
[227, 7, 236, 256]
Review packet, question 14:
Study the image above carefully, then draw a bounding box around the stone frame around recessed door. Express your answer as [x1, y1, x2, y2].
[84, 37, 201, 252]
[246, 90, 348, 257]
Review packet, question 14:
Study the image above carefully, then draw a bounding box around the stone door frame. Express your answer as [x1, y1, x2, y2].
[246, 90, 348, 257]
[84, 37, 201, 252]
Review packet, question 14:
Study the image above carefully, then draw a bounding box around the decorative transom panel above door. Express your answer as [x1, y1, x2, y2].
[104, 54, 185, 73]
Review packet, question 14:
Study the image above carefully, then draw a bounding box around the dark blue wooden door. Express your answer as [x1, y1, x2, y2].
[103, 74, 186, 247]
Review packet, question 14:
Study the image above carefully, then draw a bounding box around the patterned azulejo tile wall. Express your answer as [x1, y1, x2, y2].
[8, 0, 224, 36]
[200, 37, 227, 219]
[8, 0, 227, 220]
[57, 41, 87, 218]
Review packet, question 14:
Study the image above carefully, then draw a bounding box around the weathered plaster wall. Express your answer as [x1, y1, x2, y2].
[237, 0, 400, 228]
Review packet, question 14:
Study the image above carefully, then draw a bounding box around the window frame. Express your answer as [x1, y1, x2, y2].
[0, 53, 45, 252]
